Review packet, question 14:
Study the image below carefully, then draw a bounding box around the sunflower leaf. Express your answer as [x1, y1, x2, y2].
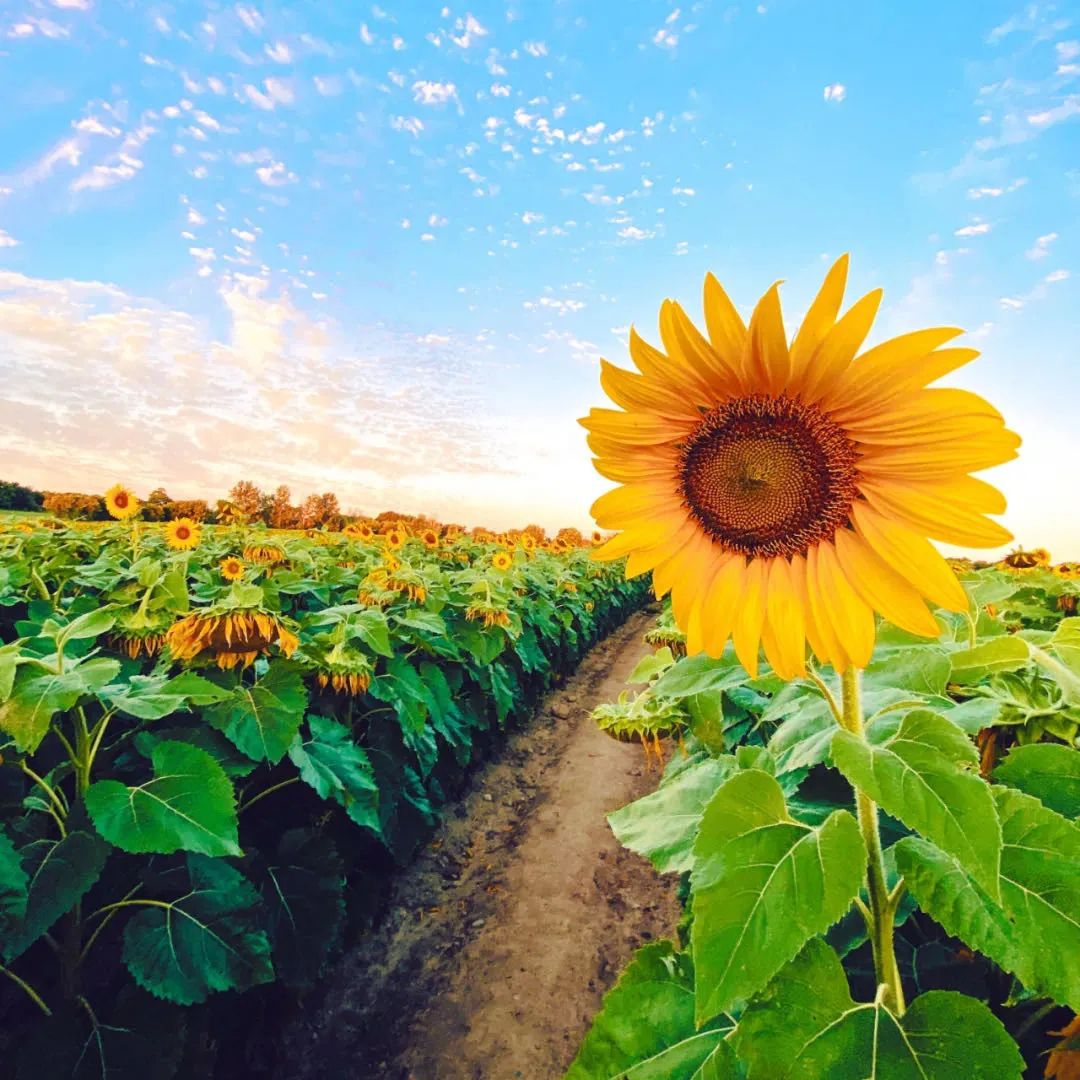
[734, 938, 1023, 1079]
[993, 742, 1080, 818]
[86, 740, 240, 857]
[690, 769, 864, 1023]
[831, 709, 1002, 899]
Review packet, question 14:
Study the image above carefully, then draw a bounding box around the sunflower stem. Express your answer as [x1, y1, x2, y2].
[841, 667, 906, 1016]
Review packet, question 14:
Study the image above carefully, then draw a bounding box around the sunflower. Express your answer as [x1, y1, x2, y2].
[165, 518, 201, 551]
[421, 528, 440, 550]
[166, 607, 299, 669]
[104, 484, 140, 520]
[220, 556, 246, 581]
[1054, 562, 1080, 579]
[311, 647, 374, 697]
[344, 521, 375, 541]
[243, 543, 287, 566]
[465, 604, 512, 629]
[492, 551, 513, 571]
[520, 534, 537, 552]
[384, 528, 406, 551]
[591, 530, 605, 546]
[583, 255, 1017, 678]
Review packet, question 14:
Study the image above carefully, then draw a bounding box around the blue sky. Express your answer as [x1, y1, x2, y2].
[0, 1, 1077, 552]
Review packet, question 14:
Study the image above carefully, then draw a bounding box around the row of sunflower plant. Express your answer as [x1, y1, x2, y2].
[568, 256, 1078, 1079]
[0, 497, 648, 1077]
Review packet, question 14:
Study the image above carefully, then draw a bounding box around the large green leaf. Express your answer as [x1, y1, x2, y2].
[257, 828, 345, 990]
[16, 986, 186, 1080]
[565, 940, 736, 1080]
[831, 710, 1001, 899]
[0, 657, 121, 752]
[122, 855, 274, 1005]
[949, 636, 1030, 684]
[862, 642, 951, 696]
[734, 938, 1023, 1079]
[204, 662, 308, 764]
[994, 742, 1080, 818]
[608, 757, 736, 874]
[652, 653, 748, 700]
[690, 770, 864, 1022]
[2, 830, 110, 961]
[86, 741, 240, 857]
[0, 830, 28, 938]
[103, 670, 231, 720]
[288, 714, 380, 833]
[895, 787, 1080, 1009]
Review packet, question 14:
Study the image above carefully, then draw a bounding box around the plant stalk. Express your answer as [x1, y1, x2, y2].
[840, 667, 906, 1015]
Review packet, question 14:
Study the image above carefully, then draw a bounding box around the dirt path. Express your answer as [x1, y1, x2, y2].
[283, 608, 680, 1080]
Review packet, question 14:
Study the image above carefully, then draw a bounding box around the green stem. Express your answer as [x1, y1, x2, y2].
[19, 762, 68, 837]
[841, 668, 906, 1015]
[806, 667, 842, 726]
[238, 776, 301, 813]
[0, 964, 52, 1016]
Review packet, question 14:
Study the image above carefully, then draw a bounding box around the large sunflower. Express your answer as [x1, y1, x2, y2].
[165, 518, 201, 550]
[583, 255, 1018, 678]
[104, 484, 140, 520]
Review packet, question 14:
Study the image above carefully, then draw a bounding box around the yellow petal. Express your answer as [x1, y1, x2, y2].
[591, 520, 674, 561]
[731, 557, 767, 676]
[703, 272, 748, 382]
[700, 553, 747, 658]
[599, 359, 702, 420]
[805, 545, 847, 670]
[656, 301, 722, 402]
[858, 428, 1021, 477]
[815, 541, 876, 670]
[663, 299, 742, 398]
[580, 407, 696, 445]
[591, 483, 686, 529]
[845, 388, 1005, 444]
[763, 557, 807, 679]
[861, 480, 1013, 548]
[743, 282, 790, 394]
[852, 503, 968, 612]
[834, 529, 941, 638]
[798, 287, 883, 404]
[788, 254, 849, 391]
[791, 553, 830, 665]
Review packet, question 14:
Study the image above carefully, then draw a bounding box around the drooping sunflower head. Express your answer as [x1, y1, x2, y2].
[243, 543, 287, 566]
[220, 556, 246, 581]
[105, 484, 140, 520]
[583, 255, 1018, 678]
[165, 607, 299, 669]
[492, 551, 513, 571]
[165, 518, 202, 551]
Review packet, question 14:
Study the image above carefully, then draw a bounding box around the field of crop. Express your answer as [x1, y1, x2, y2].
[0, 512, 648, 1075]
[571, 561, 1080, 1077]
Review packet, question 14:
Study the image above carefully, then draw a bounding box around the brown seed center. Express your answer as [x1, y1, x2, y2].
[679, 395, 860, 559]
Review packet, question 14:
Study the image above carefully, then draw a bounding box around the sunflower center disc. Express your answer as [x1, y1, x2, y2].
[680, 394, 860, 559]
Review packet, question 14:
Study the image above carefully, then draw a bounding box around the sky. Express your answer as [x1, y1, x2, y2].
[0, 1, 1077, 553]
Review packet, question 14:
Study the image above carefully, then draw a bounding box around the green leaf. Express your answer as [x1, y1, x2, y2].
[831, 710, 1001, 899]
[565, 940, 735, 1080]
[257, 828, 345, 991]
[55, 606, 118, 645]
[735, 938, 1023, 1079]
[690, 770, 864, 1022]
[0, 657, 121, 753]
[204, 662, 308, 764]
[994, 742, 1080, 818]
[288, 714, 380, 833]
[653, 653, 747, 700]
[122, 855, 274, 1005]
[3, 830, 109, 961]
[15, 986, 187, 1080]
[0, 642, 20, 701]
[0, 830, 28, 938]
[629, 648, 675, 685]
[862, 642, 952, 696]
[949, 637, 1031, 684]
[134, 724, 259, 778]
[86, 741, 240, 857]
[896, 787, 1080, 1009]
[103, 670, 231, 720]
[608, 757, 736, 874]
[1051, 616, 1080, 675]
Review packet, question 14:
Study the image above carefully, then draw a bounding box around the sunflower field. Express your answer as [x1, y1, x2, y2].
[0, 513, 647, 1075]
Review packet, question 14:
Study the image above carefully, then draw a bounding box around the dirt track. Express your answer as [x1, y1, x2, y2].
[283, 608, 680, 1080]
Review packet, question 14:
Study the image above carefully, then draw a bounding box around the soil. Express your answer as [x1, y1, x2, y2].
[282, 607, 681, 1080]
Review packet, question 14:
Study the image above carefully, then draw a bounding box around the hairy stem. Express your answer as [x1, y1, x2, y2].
[841, 667, 906, 1015]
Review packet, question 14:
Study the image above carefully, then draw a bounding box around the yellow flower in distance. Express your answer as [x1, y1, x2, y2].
[582, 255, 1018, 679]
[384, 528, 406, 551]
[104, 484, 140, 520]
[421, 528, 440, 550]
[165, 518, 201, 551]
[492, 551, 513, 571]
[220, 556, 246, 581]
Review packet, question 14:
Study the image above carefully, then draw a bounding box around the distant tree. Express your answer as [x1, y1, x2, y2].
[228, 481, 263, 523]
[267, 485, 297, 529]
[522, 523, 547, 542]
[298, 492, 342, 530]
[556, 527, 584, 547]
[0, 480, 44, 512]
[214, 499, 245, 525]
[143, 487, 172, 522]
[42, 492, 106, 520]
[169, 499, 209, 522]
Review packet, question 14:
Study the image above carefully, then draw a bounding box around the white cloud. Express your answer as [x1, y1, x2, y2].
[265, 41, 292, 63]
[391, 115, 424, 137]
[521, 210, 543, 224]
[652, 27, 678, 48]
[51, 0, 92, 8]
[73, 117, 121, 137]
[823, 83, 846, 103]
[954, 221, 991, 237]
[1045, 268, 1070, 282]
[244, 77, 294, 111]
[1025, 232, 1058, 259]
[255, 161, 297, 186]
[523, 296, 586, 314]
[0, 230, 20, 248]
[491, 83, 510, 97]
[71, 153, 143, 191]
[314, 75, 343, 96]
[412, 80, 457, 106]
[236, 6, 264, 33]
[187, 207, 206, 225]
[523, 41, 547, 57]
[1027, 95, 1080, 127]
[617, 225, 653, 240]
[450, 13, 487, 48]
[359, 23, 374, 45]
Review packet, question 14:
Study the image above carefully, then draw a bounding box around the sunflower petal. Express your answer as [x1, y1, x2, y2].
[703, 272, 748, 380]
[743, 282, 790, 394]
[599, 359, 702, 420]
[788, 254, 849, 389]
[815, 541, 876, 670]
[861, 479, 1014, 548]
[763, 557, 807, 678]
[731, 557, 767, 676]
[798, 287, 883, 403]
[664, 300, 742, 397]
